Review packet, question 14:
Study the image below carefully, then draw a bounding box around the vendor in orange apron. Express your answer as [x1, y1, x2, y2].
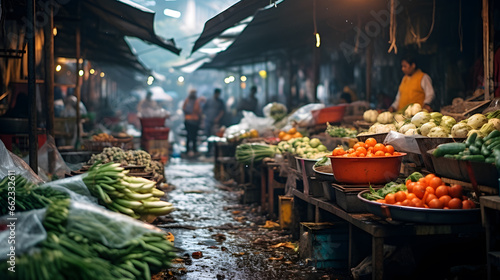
[388, 55, 435, 112]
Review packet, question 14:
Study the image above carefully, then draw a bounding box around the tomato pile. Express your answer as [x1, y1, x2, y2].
[331, 137, 401, 157]
[377, 174, 476, 209]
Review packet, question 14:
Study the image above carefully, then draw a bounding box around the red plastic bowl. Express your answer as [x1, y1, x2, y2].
[311, 105, 347, 124]
[327, 153, 406, 185]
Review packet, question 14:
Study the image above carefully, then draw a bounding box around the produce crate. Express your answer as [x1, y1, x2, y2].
[415, 137, 465, 173]
[142, 127, 170, 140]
[139, 117, 167, 128]
[299, 222, 349, 269]
[82, 137, 134, 152]
[331, 184, 369, 213]
[428, 150, 499, 190]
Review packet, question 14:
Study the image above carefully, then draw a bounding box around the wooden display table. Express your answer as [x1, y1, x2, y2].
[293, 189, 485, 280]
[480, 195, 500, 280]
[260, 158, 286, 216]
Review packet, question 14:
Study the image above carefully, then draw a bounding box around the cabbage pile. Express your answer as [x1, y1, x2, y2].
[359, 104, 500, 138]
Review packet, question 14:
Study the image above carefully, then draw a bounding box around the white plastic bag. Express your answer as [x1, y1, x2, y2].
[287, 103, 325, 127]
[0, 140, 42, 184]
[383, 131, 424, 154]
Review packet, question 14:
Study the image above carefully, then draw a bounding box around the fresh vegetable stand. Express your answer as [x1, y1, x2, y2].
[292, 188, 485, 280]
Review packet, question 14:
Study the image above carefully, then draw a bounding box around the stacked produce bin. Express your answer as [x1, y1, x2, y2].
[140, 117, 170, 163]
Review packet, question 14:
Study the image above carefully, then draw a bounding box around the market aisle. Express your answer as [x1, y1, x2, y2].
[152, 159, 350, 280]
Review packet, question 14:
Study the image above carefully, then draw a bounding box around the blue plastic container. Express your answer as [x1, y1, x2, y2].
[299, 222, 349, 269]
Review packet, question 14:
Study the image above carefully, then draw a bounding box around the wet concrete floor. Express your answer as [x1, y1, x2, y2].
[151, 159, 350, 280]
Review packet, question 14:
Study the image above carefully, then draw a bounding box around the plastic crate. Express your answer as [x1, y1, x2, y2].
[311, 105, 347, 125]
[142, 127, 170, 140]
[139, 117, 167, 128]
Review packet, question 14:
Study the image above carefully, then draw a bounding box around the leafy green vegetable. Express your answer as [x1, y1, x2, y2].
[362, 182, 407, 201]
[405, 172, 424, 183]
[313, 156, 330, 167]
[325, 122, 357, 138]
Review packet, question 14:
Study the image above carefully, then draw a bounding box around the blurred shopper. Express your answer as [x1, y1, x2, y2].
[203, 88, 225, 155]
[388, 54, 435, 112]
[238, 85, 259, 115]
[182, 89, 202, 157]
[137, 90, 159, 115]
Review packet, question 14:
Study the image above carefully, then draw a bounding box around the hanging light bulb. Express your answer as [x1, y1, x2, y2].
[315, 32, 321, 48]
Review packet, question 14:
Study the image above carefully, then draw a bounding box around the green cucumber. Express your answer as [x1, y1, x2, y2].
[432, 142, 466, 157]
[460, 154, 485, 162]
[469, 145, 481, 155]
[485, 156, 496, 164]
[483, 130, 500, 141]
[465, 132, 478, 147]
[481, 144, 492, 157]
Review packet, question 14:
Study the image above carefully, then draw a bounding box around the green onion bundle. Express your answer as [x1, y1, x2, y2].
[82, 162, 175, 219]
[235, 143, 278, 164]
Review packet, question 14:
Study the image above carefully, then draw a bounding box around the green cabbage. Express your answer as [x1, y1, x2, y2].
[411, 111, 431, 127]
[430, 112, 443, 124]
[467, 113, 488, 129]
[399, 123, 417, 134]
[440, 116, 457, 133]
[428, 126, 449, 137]
[363, 109, 379, 123]
[404, 103, 422, 118]
[420, 122, 437, 136]
[451, 122, 472, 138]
[488, 118, 500, 131]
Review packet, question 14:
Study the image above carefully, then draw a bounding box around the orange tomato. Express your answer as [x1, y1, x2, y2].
[435, 185, 449, 198]
[376, 199, 386, 204]
[288, 127, 297, 134]
[438, 195, 452, 207]
[406, 182, 415, 193]
[385, 144, 395, 154]
[413, 184, 426, 199]
[429, 177, 443, 190]
[424, 173, 436, 185]
[401, 199, 410, 206]
[425, 194, 438, 205]
[365, 138, 377, 147]
[332, 147, 345, 156]
[374, 150, 385, 157]
[395, 191, 407, 202]
[293, 132, 303, 138]
[353, 142, 361, 150]
[355, 146, 367, 154]
[462, 199, 476, 209]
[385, 193, 396, 204]
[448, 184, 463, 199]
[282, 134, 292, 141]
[418, 177, 427, 186]
[347, 148, 355, 154]
[373, 143, 386, 153]
[448, 198, 462, 209]
[278, 131, 286, 139]
[428, 198, 445, 209]
[412, 197, 425, 208]
[406, 193, 417, 201]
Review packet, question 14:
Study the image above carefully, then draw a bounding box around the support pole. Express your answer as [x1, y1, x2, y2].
[482, 0, 494, 99]
[75, 19, 82, 149]
[27, 0, 38, 173]
[44, 5, 55, 174]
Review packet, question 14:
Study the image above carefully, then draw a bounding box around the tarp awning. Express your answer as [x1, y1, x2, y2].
[190, 0, 270, 54]
[82, 0, 181, 55]
[199, 0, 388, 69]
